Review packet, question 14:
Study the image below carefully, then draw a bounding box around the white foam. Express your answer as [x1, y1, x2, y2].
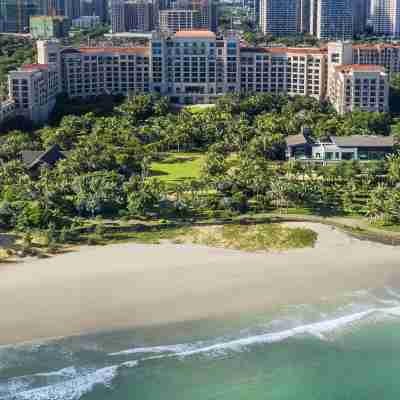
[3, 361, 138, 400]
[32, 366, 78, 378]
[382, 306, 400, 316]
[150, 307, 400, 359]
[108, 306, 400, 363]
[0, 366, 79, 398]
[385, 286, 400, 299]
[120, 360, 139, 368]
[109, 344, 194, 356]
[173, 309, 374, 357]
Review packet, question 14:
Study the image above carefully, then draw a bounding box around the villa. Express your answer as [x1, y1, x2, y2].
[286, 134, 395, 163]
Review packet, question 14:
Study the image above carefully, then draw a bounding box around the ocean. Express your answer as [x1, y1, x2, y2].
[1, 286, 400, 400]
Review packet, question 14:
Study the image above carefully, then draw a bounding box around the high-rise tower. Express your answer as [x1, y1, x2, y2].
[370, 0, 400, 36]
[260, 0, 301, 35]
[310, 0, 353, 39]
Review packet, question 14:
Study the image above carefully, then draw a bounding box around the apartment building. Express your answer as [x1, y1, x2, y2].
[260, 0, 301, 36]
[310, 0, 353, 40]
[62, 47, 150, 97]
[370, 0, 400, 36]
[328, 64, 388, 114]
[8, 63, 59, 122]
[159, 8, 201, 32]
[240, 47, 327, 100]
[150, 30, 239, 104]
[124, 0, 154, 32]
[0, 0, 41, 33]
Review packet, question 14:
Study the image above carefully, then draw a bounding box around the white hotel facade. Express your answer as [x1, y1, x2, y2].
[2, 32, 398, 125]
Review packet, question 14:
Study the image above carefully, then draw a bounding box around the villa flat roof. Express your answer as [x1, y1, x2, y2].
[330, 135, 394, 147]
[286, 134, 309, 146]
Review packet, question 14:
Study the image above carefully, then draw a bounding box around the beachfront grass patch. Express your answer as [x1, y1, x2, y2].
[182, 223, 317, 252]
[89, 222, 317, 251]
[150, 152, 205, 184]
[100, 226, 190, 244]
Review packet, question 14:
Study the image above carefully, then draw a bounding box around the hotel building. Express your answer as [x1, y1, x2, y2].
[8, 63, 59, 122]
[4, 33, 400, 125]
[240, 47, 327, 99]
[328, 64, 388, 114]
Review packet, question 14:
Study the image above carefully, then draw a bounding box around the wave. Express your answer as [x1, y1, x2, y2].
[32, 366, 78, 379]
[109, 344, 195, 357]
[109, 306, 400, 362]
[385, 286, 400, 300]
[1, 361, 138, 400]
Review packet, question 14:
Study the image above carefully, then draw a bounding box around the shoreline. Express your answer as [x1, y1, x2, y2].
[1, 221, 400, 346]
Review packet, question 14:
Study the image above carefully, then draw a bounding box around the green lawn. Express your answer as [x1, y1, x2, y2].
[184, 104, 216, 114]
[150, 152, 205, 184]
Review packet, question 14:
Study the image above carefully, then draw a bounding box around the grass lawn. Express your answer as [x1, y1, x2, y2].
[184, 104, 216, 113]
[150, 152, 205, 184]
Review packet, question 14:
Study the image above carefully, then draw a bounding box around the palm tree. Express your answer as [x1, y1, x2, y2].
[387, 154, 400, 184]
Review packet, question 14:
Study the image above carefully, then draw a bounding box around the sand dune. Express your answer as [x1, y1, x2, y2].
[1, 222, 400, 346]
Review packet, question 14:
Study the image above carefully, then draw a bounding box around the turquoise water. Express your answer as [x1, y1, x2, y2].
[2, 287, 400, 400]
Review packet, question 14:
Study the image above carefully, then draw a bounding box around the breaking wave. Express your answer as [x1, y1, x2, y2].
[0, 361, 138, 400]
[110, 306, 400, 361]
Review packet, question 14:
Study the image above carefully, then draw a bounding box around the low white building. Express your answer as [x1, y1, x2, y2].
[286, 133, 395, 162]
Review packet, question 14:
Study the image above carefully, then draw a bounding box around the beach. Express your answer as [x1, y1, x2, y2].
[1, 222, 400, 346]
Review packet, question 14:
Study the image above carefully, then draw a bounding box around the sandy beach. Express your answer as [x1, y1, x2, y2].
[1, 222, 400, 346]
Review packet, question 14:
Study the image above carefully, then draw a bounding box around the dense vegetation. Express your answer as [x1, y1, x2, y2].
[0, 36, 35, 97]
[1, 91, 400, 251]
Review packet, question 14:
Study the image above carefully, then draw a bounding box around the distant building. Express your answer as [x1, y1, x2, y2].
[260, 0, 301, 36]
[159, 8, 201, 32]
[310, 0, 353, 40]
[30, 15, 70, 39]
[370, 0, 400, 36]
[8, 63, 59, 123]
[80, 0, 108, 22]
[111, 0, 126, 32]
[352, 0, 369, 35]
[0, 0, 41, 32]
[72, 15, 101, 29]
[242, 0, 260, 23]
[299, 0, 311, 33]
[64, 0, 81, 19]
[124, 0, 154, 32]
[286, 134, 395, 162]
